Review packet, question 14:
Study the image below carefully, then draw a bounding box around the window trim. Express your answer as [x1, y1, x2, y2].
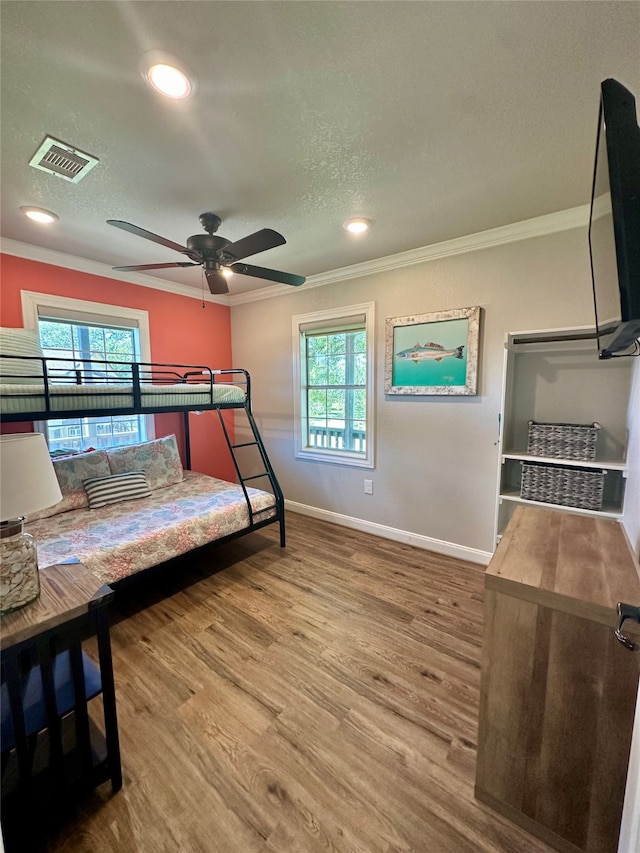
[292, 302, 375, 468]
[21, 293, 151, 357]
[21, 291, 155, 442]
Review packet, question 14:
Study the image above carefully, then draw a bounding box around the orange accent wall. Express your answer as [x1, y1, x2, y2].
[0, 254, 236, 480]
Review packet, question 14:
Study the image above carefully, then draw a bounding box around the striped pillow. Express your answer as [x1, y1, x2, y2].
[0, 327, 45, 384]
[83, 471, 151, 509]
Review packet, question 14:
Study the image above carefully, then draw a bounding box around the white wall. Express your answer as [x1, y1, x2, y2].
[232, 223, 635, 561]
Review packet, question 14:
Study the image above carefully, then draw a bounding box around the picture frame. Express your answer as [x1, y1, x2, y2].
[384, 306, 481, 395]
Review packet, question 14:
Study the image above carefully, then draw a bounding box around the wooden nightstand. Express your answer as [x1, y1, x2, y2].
[1, 561, 122, 850]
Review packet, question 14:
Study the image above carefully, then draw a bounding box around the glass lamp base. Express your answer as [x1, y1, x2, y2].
[0, 518, 40, 615]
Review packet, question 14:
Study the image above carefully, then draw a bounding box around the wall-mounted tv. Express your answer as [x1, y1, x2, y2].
[589, 78, 640, 358]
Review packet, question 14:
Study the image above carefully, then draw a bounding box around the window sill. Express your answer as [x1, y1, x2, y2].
[295, 447, 374, 468]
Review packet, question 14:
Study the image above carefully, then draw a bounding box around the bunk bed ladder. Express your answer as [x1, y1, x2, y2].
[214, 406, 286, 548]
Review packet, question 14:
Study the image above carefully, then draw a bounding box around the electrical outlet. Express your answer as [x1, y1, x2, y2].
[364, 479, 373, 495]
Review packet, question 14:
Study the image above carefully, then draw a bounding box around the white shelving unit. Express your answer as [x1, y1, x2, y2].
[494, 326, 634, 543]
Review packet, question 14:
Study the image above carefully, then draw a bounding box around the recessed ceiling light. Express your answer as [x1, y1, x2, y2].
[140, 51, 195, 99]
[148, 64, 191, 98]
[20, 206, 59, 224]
[343, 217, 371, 234]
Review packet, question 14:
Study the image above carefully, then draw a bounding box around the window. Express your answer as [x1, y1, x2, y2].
[293, 303, 375, 467]
[21, 292, 153, 453]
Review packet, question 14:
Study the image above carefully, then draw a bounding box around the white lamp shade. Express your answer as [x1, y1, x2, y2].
[0, 433, 63, 519]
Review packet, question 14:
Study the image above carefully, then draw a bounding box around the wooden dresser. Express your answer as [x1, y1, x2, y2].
[476, 505, 640, 853]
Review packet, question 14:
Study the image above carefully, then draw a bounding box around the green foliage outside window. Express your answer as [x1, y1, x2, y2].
[304, 328, 367, 453]
[38, 318, 146, 452]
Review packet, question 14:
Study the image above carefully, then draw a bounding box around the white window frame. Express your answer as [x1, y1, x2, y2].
[20, 291, 155, 443]
[292, 302, 375, 468]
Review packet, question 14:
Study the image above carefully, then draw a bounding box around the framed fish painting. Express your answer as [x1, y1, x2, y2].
[384, 306, 481, 395]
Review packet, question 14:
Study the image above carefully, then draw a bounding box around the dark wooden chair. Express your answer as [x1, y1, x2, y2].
[0, 562, 122, 851]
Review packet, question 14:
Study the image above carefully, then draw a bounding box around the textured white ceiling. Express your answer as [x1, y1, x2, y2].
[1, 1, 638, 296]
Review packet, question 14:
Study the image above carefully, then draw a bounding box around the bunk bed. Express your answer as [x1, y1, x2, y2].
[0, 335, 285, 587]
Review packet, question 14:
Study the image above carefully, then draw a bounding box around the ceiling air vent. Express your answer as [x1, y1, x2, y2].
[29, 136, 98, 183]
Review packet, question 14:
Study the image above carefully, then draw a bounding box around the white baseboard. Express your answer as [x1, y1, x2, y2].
[284, 500, 492, 566]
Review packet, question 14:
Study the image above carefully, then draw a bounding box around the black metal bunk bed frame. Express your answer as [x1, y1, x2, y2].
[0, 354, 286, 548]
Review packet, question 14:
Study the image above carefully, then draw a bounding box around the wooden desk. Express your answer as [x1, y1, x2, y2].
[475, 506, 640, 853]
[1, 562, 122, 849]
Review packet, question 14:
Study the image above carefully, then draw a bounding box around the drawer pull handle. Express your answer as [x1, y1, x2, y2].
[615, 602, 640, 651]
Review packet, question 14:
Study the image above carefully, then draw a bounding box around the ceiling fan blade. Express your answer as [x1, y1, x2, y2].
[230, 263, 306, 287]
[107, 220, 196, 257]
[113, 262, 200, 271]
[205, 268, 229, 295]
[224, 228, 286, 261]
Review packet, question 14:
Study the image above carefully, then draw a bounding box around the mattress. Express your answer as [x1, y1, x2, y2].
[27, 470, 277, 585]
[0, 381, 246, 415]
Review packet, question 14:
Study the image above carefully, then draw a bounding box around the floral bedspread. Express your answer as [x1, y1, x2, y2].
[27, 471, 277, 585]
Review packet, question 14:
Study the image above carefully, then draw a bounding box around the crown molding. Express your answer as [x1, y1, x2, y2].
[229, 203, 590, 306]
[229, 280, 306, 305]
[0, 238, 230, 305]
[2, 203, 589, 309]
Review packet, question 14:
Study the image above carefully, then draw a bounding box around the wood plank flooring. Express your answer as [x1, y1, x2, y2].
[43, 513, 559, 853]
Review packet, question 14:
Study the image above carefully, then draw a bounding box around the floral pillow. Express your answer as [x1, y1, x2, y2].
[106, 434, 183, 491]
[27, 449, 112, 521]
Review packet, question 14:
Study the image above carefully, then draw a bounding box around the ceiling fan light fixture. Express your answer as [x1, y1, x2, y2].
[107, 213, 305, 293]
[343, 217, 371, 234]
[20, 206, 59, 224]
[140, 51, 195, 99]
[222, 268, 234, 278]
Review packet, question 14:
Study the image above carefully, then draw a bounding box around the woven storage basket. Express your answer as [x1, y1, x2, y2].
[526, 421, 600, 461]
[520, 462, 604, 510]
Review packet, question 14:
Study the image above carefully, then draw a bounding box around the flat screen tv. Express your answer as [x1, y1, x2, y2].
[589, 78, 640, 358]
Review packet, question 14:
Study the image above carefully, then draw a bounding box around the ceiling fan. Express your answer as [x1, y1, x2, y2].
[107, 212, 306, 294]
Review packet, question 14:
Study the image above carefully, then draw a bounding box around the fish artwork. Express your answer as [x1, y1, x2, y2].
[395, 341, 465, 363]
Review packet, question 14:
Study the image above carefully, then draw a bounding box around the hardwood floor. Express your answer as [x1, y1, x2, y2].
[43, 513, 558, 853]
